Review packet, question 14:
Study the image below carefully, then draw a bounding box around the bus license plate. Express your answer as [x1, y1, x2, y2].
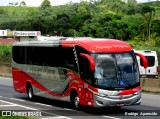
[116, 103, 124, 106]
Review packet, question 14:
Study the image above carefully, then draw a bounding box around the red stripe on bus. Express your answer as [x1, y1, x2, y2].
[12, 67, 80, 97]
[119, 86, 141, 95]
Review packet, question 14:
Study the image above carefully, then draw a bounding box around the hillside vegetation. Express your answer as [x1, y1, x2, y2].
[0, 0, 159, 39]
[0, 0, 160, 64]
[0, 45, 12, 64]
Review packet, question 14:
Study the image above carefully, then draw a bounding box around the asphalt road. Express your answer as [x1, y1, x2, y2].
[0, 77, 160, 119]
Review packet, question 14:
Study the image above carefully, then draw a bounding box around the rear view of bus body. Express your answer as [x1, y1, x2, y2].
[136, 50, 158, 79]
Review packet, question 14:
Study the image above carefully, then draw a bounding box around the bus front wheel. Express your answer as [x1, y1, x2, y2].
[71, 91, 80, 110]
[27, 84, 34, 100]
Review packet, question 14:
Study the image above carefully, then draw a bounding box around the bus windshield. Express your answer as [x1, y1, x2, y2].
[91, 52, 140, 90]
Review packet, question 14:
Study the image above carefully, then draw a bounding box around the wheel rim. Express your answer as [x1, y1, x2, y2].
[74, 96, 79, 108]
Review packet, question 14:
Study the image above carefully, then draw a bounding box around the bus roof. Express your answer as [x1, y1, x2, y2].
[62, 38, 132, 52]
[13, 37, 132, 53]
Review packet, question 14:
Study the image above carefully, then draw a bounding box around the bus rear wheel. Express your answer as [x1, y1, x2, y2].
[27, 84, 34, 100]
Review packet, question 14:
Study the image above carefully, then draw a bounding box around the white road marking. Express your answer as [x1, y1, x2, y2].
[64, 108, 74, 111]
[10, 98, 25, 102]
[0, 99, 37, 110]
[8, 97, 54, 107]
[102, 115, 121, 119]
[41, 116, 72, 119]
[0, 105, 17, 107]
[40, 111, 72, 119]
[0, 99, 72, 119]
[34, 102, 52, 107]
[42, 116, 72, 119]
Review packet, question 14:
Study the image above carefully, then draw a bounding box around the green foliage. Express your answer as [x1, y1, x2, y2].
[0, 0, 160, 70]
[19, 1, 26, 6]
[139, 5, 156, 40]
[0, 1, 160, 39]
[0, 45, 12, 64]
[40, 0, 51, 10]
[127, 37, 160, 65]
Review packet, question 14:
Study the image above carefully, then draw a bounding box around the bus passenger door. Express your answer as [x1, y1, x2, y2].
[79, 56, 94, 106]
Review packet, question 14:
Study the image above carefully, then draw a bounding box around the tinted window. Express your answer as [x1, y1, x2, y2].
[13, 46, 26, 64]
[63, 47, 78, 72]
[75, 46, 91, 83]
[140, 56, 155, 67]
[13, 46, 63, 67]
[29, 46, 63, 67]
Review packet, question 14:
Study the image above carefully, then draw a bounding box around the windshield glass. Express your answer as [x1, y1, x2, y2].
[92, 52, 139, 90]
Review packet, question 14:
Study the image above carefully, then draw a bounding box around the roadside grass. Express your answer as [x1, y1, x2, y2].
[142, 87, 160, 94]
[142, 89, 160, 95]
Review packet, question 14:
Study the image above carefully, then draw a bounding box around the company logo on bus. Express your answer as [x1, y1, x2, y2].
[119, 96, 123, 100]
[120, 80, 124, 86]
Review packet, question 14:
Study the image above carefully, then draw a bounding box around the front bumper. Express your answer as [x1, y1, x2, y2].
[140, 75, 158, 79]
[94, 93, 141, 107]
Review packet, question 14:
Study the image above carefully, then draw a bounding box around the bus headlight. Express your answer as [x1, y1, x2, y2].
[134, 90, 141, 95]
[90, 89, 108, 97]
[96, 93, 108, 97]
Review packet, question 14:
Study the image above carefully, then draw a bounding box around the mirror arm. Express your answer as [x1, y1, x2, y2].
[80, 53, 95, 71]
[135, 52, 148, 69]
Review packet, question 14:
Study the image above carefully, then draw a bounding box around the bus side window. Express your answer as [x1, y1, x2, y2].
[33, 47, 42, 65]
[79, 57, 92, 84]
[20, 46, 26, 64]
[13, 46, 20, 64]
[13, 46, 30, 64]
[26, 47, 34, 65]
[65, 60, 75, 68]
[75, 46, 92, 84]
[63, 47, 78, 72]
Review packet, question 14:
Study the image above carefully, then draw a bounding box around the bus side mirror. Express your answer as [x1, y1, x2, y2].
[80, 53, 95, 71]
[135, 52, 148, 69]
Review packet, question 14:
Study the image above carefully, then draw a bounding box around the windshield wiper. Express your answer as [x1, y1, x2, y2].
[118, 67, 131, 86]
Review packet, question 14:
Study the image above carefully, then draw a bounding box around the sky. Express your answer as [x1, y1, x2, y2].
[0, 0, 158, 6]
[0, 0, 80, 6]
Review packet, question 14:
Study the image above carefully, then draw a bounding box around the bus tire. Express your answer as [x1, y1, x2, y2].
[27, 84, 34, 100]
[71, 90, 80, 110]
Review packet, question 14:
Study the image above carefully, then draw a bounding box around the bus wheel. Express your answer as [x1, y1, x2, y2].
[71, 92, 80, 110]
[27, 85, 34, 100]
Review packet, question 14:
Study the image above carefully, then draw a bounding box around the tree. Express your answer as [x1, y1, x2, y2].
[54, 14, 70, 36]
[15, 2, 19, 6]
[40, 0, 51, 10]
[20, 1, 26, 6]
[0, 8, 7, 15]
[140, 5, 156, 40]
[9, 2, 14, 6]
[128, 0, 137, 6]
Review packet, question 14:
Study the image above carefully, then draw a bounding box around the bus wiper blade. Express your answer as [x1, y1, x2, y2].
[118, 69, 131, 86]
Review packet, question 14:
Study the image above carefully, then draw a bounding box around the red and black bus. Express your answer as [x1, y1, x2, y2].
[12, 37, 147, 109]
